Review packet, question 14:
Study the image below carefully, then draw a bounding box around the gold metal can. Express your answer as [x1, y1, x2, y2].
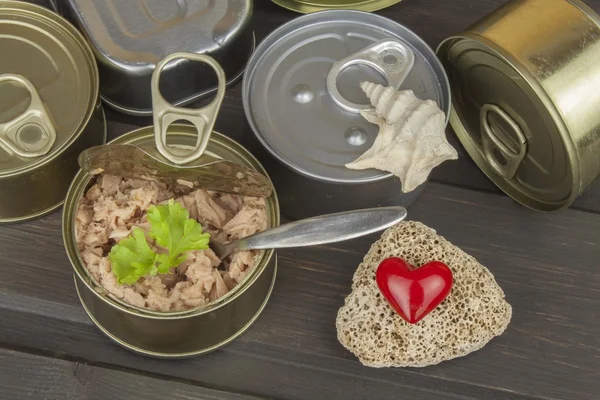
[437, 0, 600, 211]
[63, 127, 280, 357]
[0, 0, 105, 223]
[271, 0, 403, 13]
[63, 54, 280, 357]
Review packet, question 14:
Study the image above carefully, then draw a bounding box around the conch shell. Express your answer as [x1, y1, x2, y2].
[345, 82, 458, 193]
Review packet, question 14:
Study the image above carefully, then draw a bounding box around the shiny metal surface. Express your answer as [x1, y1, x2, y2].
[243, 10, 450, 184]
[0, 74, 56, 158]
[437, 0, 600, 211]
[80, 53, 272, 198]
[151, 53, 226, 165]
[271, 0, 403, 13]
[0, 0, 105, 223]
[51, 0, 255, 116]
[243, 10, 448, 219]
[63, 126, 280, 357]
[74, 259, 277, 358]
[327, 39, 415, 114]
[210, 206, 407, 259]
[79, 143, 274, 198]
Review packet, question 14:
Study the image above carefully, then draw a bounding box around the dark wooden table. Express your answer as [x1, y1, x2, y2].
[2, 1, 599, 399]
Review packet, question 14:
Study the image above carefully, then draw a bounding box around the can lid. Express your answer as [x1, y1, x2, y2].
[79, 52, 274, 198]
[272, 0, 403, 13]
[243, 10, 450, 184]
[0, 1, 96, 175]
[437, 35, 575, 211]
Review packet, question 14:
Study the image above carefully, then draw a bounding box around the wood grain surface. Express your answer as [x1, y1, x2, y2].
[1, 1, 599, 399]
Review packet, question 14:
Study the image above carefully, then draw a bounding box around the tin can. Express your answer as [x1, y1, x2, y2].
[437, 0, 600, 212]
[0, 0, 105, 223]
[63, 54, 280, 357]
[271, 0, 403, 13]
[242, 10, 450, 220]
[50, 0, 255, 116]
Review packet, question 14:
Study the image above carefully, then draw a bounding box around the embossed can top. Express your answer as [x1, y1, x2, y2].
[242, 10, 450, 184]
[0, 0, 98, 174]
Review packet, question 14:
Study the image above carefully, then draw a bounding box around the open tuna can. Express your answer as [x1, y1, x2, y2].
[0, 0, 106, 223]
[50, 0, 255, 116]
[62, 53, 280, 357]
[243, 11, 454, 220]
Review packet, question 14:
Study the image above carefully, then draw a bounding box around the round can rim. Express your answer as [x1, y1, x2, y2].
[63, 127, 281, 320]
[270, 0, 404, 13]
[74, 258, 277, 358]
[437, 33, 581, 212]
[242, 9, 451, 184]
[568, 0, 600, 27]
[99, 32, 257, 117]
[0, 0, 101, 177]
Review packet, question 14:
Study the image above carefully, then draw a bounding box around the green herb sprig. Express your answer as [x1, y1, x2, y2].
[108, 199, 210, 285]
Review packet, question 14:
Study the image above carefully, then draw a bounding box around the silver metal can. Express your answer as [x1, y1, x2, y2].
[63, 54, 280, 357]
[50, 0, 255, 116]
[0, 0, 106, 223]
[242, 10, 450, 220]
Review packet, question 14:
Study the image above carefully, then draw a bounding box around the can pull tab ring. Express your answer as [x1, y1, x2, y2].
[151, 52, 226, 165]
[327, 39, 415, 114]
[481, 104, 527, 179]
[0, 74, 56, 158]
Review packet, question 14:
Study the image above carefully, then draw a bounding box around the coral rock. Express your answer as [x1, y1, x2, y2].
[336, 221, 512, 368]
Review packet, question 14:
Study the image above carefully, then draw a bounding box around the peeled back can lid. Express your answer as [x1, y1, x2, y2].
[0, 0, 97, 175]
[271, 0, 403, 13]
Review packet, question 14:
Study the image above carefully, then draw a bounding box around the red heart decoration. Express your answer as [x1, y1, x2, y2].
[376, 257, 453, 324]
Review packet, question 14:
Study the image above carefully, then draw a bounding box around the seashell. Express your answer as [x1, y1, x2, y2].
[345, 82, 458, 193]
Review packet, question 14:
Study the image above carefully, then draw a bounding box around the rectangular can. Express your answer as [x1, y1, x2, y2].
[50, 0, 255, 116]
[0, 0, 106, 223]
[437, 0, 600, 211]
[62, 125, 280, 357]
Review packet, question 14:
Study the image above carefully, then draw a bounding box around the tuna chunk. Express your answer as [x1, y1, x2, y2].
[194, 190, 229, 228]
[223, 198, 268, 240]
[99, 174, 122, 196]
[75, 173, 269, 312]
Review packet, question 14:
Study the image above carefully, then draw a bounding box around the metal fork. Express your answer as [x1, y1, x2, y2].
[209, 206, 408, 260]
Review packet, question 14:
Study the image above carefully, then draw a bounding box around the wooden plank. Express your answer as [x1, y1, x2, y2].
[0, 183, 597, 400]
[0, 348, 265, 400]
[0, 306, 535, 400]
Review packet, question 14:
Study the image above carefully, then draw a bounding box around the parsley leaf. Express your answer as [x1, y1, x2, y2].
[107, 199, 211, 285]
[147, 199, 211, 272]
[108, 228, 158, 285]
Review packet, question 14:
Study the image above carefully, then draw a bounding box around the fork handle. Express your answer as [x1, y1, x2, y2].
[234, 206, 407, 251]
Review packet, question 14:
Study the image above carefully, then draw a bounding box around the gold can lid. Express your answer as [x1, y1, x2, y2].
[437, 35, 576, 211]
[0, 1, 97, 175]
[271, 0, 403, 13]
